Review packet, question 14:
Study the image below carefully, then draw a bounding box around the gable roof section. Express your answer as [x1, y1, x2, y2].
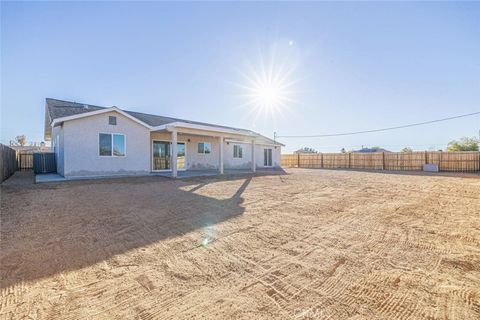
[44, 98, 284, 146]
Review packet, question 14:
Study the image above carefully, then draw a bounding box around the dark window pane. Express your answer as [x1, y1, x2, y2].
[99, 133, 112, 156]
[109, 116, 117, 125]
[198, 143, 204, 153]
[239, 146, 243, 158]
[113, 134, 125, 156]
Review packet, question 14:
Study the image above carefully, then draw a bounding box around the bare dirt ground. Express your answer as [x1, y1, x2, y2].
[1, 169, 479, 319]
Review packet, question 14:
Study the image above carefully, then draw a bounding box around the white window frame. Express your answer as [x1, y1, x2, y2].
[233, 144, 243, 158]
[197, 142, 212, 154]
[99, 133, 126, 157]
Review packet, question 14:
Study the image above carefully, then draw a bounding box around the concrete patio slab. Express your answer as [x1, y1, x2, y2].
[153, 169, 253, 179]
[35, 173, 67, 183]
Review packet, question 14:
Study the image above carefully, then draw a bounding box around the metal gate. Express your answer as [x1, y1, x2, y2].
[33, 153, 56, 174]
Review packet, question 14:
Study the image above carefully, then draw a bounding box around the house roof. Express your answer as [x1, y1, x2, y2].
[44, 98, 283, 146]
[352, 147, 391, 153]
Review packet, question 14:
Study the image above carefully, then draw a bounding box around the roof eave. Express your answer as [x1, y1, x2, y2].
[152, 121, 258, 137]
[50, 107, 153, 129]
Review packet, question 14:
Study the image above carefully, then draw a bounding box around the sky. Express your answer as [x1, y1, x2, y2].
[1, 1, 479, 153]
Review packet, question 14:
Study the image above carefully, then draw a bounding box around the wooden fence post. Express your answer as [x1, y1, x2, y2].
[439, 151, 443, 172]
[297, 153, 300, 168]
[348, 153, 351, 169]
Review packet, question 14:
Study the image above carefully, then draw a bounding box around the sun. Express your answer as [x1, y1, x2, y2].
[235, 44, 298, 121]
[253, 83, 282, 110]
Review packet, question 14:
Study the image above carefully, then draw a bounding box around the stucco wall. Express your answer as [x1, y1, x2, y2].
[255, 144, 282, 168]
[63, 111, 151, 177]
[58, 112, 279, 177]
[224, 141, 253, 169]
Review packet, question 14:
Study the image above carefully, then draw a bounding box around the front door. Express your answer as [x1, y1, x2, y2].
[153, 141, 171, 170]
[264, 148, 273, 167]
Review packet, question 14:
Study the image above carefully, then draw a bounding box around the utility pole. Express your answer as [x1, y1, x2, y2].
[274, 132, 277, 145]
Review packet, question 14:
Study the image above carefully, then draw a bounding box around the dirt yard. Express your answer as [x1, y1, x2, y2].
[1, 169, 479, 319]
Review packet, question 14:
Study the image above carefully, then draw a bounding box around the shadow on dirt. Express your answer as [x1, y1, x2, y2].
[0, 172, 280, 288]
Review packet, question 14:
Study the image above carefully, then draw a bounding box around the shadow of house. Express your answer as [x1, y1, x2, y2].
[0, 175, 252, 288]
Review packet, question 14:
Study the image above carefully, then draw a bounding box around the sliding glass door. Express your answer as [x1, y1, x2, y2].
[177, 143, 185, 170]
[152, 141, 186, 171]
[264, 148, 273, 167]
[153, 141, 171, 170]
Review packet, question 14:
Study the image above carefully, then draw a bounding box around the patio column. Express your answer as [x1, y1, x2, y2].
[171, 129, 177, 178]
[219, 136, 224, 174]
[251, 139, 256, 173]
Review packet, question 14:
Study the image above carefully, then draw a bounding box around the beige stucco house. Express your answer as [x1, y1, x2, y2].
[44, 98, 283, 178]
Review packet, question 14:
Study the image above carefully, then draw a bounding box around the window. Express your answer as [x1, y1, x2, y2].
[99, 133, 125, 156]
[198, 142, 211, 154]
[233, 145, 243, 158]
[109, 116, 117, 125]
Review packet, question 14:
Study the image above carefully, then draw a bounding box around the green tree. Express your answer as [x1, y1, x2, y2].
[446, 137, 479, 152]
[15, 135, 26, 146]
[401, 147, 413, 152]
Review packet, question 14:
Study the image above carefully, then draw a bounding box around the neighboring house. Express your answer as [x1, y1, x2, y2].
[44, 98, 284, 178]
[10, 144, 51, 153]
[352, 147, 391, 153]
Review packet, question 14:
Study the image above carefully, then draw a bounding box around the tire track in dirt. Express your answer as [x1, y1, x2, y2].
[2, 169, 480, 319]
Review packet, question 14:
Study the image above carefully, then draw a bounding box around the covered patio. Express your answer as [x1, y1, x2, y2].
[150, 123, 259, 178]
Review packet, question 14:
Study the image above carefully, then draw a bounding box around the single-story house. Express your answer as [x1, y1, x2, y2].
[44, 98, 284, 178]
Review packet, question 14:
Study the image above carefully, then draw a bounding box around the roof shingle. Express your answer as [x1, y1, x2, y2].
[44, 98, 268, 141]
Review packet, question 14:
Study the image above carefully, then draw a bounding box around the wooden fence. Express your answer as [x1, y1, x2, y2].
[281, 151, 480, 172]
[0, 144, 17, 182]
[17, 152, 34, 170]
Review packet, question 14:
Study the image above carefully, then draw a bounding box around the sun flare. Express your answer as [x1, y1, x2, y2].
[254, 83, 282, 109]
[236, 43, 299, 121]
